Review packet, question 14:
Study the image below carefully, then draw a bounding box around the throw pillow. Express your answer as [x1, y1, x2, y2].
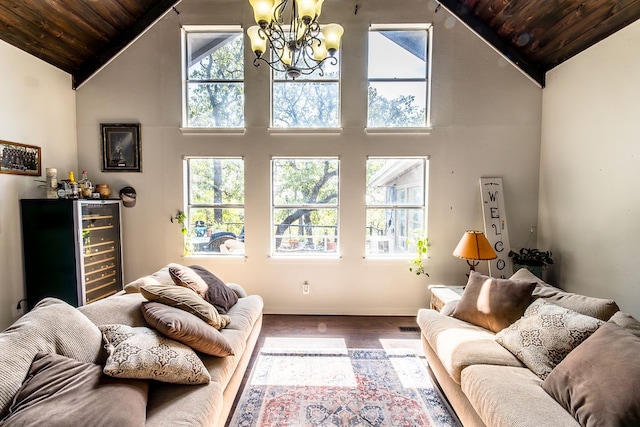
[141, 302, 234, 357]
[495, 299, 604, 379]
[140, 283, 231, 330]
[99, 324, 211, 384]
[189, 265, 239, 314]
[124, 263, 181, 293]
[169, 264, 209, 298]
[1, 352, 148, 427]
[542, 321, 640, 427]
[451, 271, 537, 332]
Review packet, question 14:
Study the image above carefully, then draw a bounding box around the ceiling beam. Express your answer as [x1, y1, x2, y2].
[72, 0, 181, 89]
[437, 0, 546, 88]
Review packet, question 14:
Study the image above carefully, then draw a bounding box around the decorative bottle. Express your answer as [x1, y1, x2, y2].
[68, 171, 79, 199]
[79, 170, 93, 198]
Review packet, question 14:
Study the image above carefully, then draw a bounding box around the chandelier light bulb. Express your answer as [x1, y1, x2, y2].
[249, 0, 275, 25]
[295, 0, 318, 22]
[315, 0, 325, 18]
[247, 26, 267, 57]
[322, 23, 344, 54]
[312, 39, 328, 61]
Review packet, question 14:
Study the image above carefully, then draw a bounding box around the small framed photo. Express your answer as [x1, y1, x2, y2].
[101, 123, 141, 172]
[0, 140, 41, 176]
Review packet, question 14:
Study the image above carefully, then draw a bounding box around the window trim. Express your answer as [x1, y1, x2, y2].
[366, 24, 433, 130]
[181, 25, 245, 131]
[270, 156, 340, 257]
[365, 156, 429, 258]
[184, 156, 246, 257]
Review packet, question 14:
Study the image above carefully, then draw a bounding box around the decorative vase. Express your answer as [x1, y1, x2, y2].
[95, 184, 111, 198]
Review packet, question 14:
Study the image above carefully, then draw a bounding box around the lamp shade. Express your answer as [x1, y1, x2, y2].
[247, 26, 267, 56]
[322, 23, 344, 52]
[249, 0, 274, 25]
[453, 230, 497, 261]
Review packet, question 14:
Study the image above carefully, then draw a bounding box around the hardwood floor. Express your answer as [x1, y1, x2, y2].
[226, 314, 426, 425]
[257, 314, 423, 349]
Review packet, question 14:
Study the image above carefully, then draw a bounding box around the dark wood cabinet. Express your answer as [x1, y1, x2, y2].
[20, 199, 123, 309]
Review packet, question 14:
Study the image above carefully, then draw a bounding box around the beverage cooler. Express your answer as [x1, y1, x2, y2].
[20, 199, 123, 309]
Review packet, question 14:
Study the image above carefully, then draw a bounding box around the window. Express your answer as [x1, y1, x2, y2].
[272, 53, 340, 128]
[185, 157, 245, 255]
[182, 27, 244, 128]
[366, 157, 428, 256]
[367, 25, 432, 128]
[271, 158, 339, 255]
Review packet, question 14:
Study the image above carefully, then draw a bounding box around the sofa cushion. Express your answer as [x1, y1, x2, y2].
[461, 364, 580, 427]
[140, 284, 230, 330]
[452, 271, 536, 332]
[124, 263, 181, 293]
[99, 324, 211, 384]
[79, 292, 148, 328]
[495, 299, 603, 379]
[510, 268, 619, 321]
[609, 310, 640, 337]
[169, 264, 209, 298]
[141, 302, 234, 357]
[542, 321, 640, 427]
[189, 265, 239, 314]
[417, 308, 523, 384]
[0, 298, 104, 419]
[1, 352, 148, 427]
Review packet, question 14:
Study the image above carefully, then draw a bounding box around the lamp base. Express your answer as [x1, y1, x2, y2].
[465, 259, 480, 277]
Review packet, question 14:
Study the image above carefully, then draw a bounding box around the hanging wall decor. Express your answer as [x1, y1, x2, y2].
[101, 123, 141, 172]
[0, 140, 41, 176]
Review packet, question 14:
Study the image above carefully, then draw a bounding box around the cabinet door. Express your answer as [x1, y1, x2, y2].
[80, 201, 123, 304]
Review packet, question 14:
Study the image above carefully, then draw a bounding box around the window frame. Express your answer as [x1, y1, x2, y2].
[365, 156, 429, 258]
[181, 25, 245, 131]
[367, 24, 433, 130]
[184, 156, 245, 256]
[270, 156, 340, 257]
[270, 47, 342, 130]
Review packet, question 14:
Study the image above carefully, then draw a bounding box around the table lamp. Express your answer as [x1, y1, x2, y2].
[453, 230, 497, 275]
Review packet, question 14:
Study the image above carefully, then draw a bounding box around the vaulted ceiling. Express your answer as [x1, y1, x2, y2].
[0, 0, 638, 89]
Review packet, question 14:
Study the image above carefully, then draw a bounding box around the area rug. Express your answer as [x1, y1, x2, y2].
[228, 347, 461, 426]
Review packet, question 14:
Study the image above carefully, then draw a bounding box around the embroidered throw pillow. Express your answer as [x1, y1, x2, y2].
[495, 299, 603, 379]
[99, 324, 211, 384]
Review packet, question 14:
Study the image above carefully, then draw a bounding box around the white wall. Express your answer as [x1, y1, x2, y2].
[75, 0, 542, 315]
[0, 41, 77, 329]
[539, 20, 640, 317]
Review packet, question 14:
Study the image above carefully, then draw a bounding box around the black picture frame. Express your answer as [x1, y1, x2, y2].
[0, 140, 42, 176]
[101, 123, 141, 172]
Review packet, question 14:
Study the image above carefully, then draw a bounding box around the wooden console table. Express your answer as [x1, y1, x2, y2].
[428, 285, 465, 312]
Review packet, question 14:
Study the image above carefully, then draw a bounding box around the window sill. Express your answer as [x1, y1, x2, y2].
[268, 127, 343, 135]
[179, 127, 246, 135]
[365, 127, 432, 135]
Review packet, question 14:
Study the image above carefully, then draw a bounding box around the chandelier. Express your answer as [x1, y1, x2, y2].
[247, 0, 344, 79]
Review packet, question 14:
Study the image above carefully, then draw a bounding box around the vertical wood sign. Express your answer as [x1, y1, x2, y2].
[480, 177, 513, 278]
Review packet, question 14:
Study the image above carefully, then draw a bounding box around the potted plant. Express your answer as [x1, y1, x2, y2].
[508, 248, 553, 279]
[409, 237, 430, 276]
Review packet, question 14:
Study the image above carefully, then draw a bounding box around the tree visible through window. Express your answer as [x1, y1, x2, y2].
[368, 26, 431, 128]
[366, 157, 428, 255]
[183, 28, 244, 128]
[272, 158, 339, 254]
[186, 157, 245, 254]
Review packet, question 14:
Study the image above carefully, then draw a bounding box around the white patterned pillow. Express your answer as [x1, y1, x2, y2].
[99, 324, 211, 384]
[495, 299, 604, 379]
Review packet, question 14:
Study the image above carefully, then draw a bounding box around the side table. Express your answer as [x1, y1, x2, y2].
[428, 285, 465, 312]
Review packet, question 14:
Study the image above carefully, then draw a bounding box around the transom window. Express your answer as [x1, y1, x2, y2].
[367, 25, 432, 128]
[271, 157, 339, 255]
[366, 157, 428, 256]
[271, 52, 340, 128]
[182, 26, 244, 128]
[185, 157, 245, 255]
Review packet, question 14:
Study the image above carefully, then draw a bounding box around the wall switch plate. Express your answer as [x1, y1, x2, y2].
[303, 282, 310, 295]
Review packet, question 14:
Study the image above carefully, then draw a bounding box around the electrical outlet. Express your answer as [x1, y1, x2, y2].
[302, 281, 310, 295]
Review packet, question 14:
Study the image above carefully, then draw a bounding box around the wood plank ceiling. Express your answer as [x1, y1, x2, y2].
[0, 0, 638, 89]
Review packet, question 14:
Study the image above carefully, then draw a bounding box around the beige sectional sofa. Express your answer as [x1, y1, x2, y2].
[418, 268, 640, 427]
[0, 266, 263, 427]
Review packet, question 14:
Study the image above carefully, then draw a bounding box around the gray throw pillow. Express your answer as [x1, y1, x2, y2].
[1, 352, 148, 427]
[190, 265, 239, 314]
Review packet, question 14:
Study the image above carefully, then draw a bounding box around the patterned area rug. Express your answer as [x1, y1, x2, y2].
[228, 347, 461, 426]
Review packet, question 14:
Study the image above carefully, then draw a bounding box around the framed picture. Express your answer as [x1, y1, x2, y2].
[0, 140, 41, 176]
[101, 123, 141, 172]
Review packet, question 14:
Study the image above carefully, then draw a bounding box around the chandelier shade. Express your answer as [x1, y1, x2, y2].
[247, 0, 344, 79]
